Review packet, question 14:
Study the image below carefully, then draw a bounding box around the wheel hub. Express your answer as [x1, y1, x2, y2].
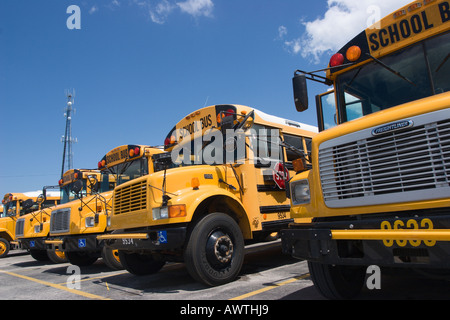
[206, 230, 234, 268]
[214, 235, 233, 263]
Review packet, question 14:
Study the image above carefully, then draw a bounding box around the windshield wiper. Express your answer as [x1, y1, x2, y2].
[366, 53, 416, 87]
[436, 53, 450, 73]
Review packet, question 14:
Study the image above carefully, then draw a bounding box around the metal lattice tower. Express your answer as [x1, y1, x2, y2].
[61, 90, 78, 178]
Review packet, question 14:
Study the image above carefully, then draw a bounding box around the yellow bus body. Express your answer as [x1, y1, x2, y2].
[283, 0, 450, 299]
[104, 104, 317, 285]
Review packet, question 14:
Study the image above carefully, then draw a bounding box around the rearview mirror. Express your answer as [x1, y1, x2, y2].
[21, 199, 34, 210]
[71, 180, 84, 195]
[293, 73, 309, 112]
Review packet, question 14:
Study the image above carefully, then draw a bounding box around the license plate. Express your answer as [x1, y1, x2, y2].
[380, 218, 435, 247]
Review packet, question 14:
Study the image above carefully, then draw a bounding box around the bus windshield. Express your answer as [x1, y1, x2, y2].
[101, 157, 148, 187]
[3, 201, 17, 216]
[60, 181, 87, 204]
[336, 31, 450, 123]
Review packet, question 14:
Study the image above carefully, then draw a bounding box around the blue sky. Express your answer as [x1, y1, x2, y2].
[0, 0, 411, 197]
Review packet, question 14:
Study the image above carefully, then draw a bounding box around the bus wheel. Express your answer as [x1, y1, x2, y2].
[66, 252, 98, 266]
[308, 261, 366, 300]
[184, 212, 244, 286]
[101, 247, 123, 270]
[118, 251, 165, 275]
[0, 239, 10, 258]
[30, 249, 49, 261]
[47, 249, 67, 263]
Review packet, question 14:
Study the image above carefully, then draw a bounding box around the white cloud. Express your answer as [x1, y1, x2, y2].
[89, 6, 98, 14]
[132, 0, 214, 24]
[149, 0, 176, 24]
[177, 0, 214, 18]
[280, 0, 412, 62]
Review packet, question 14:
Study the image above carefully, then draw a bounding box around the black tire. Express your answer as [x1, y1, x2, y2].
[184, 212, 244, 286]
[0, 238, 10, 258]
[308, 261, 366, 299]
[66, 251, 98, 266]
[101, 247, 123, 270]
[30, 249, 49, 261]
[118, 251, 165, 275]
[46, 249, 68, 264]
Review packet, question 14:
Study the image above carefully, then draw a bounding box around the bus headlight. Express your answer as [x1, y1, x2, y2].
[153, 207, 169, 220]
[291, 179, 310, 205]
[85, 217, 95, 228]
[153, 205, 187, 220]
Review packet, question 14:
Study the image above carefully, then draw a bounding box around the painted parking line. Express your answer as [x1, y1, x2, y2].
[0, 269, 110, 300]
[230, 273, 310, 300]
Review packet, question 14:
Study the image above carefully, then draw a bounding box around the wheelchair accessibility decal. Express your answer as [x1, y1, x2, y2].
[78, 239, 86, 248]
[157, 231, 168, 244]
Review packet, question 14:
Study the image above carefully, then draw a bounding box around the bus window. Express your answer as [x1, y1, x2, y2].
[284, 134, 306, 162]
[317, 90, 338, 131]
[427, 31, 450, 94]
[336, 42, 433, 122]
[252, 124, 282, 166]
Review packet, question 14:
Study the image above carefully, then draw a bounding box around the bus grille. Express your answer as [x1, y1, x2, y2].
[319, 118, 450, 207]
[15, 219, 25, 237]
[50, 208, 71, 233]
[113, 180, 147, 215]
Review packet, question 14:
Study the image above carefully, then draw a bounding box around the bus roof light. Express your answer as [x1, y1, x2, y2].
[346, 46, 361, 62]
[393, 9, 406, 19]
[330, 53, 344, 67]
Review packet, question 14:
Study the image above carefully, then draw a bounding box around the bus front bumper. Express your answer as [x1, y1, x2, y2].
[281, 219, 450, 269]
[97, 226, 187, 252]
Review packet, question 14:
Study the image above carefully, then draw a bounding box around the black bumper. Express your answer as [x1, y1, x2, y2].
[20, 238, 46, 250]
[104, 226, 187, 252]
[281, 210, 450, 269]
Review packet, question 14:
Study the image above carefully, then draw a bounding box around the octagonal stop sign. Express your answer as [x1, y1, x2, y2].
[273, 162, 290, 189]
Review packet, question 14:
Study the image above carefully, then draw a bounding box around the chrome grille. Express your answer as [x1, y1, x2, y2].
[15, 219, 25, 237]
[50, 208, 71, 233]
[113, 180, 147, 215]
[320, 115, 450, 208]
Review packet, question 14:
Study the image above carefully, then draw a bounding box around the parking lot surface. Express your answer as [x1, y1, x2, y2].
[1, 241, 450, 304]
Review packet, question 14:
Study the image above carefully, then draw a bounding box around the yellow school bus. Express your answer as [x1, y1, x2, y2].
[48, 147, 164, 269]
[6, 190, 60, 259]
[43, 168, 117, 267]
[281, 0, 450, 299]
[99, 104, 317, 286]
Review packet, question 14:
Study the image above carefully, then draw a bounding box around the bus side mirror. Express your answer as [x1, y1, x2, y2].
[71, 180, 84, 196]
[293, 73, 308, 112]
[22, 199, 34, 210]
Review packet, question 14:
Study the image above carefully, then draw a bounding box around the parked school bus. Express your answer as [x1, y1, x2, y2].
[47, 147, 164, 269]
[7, 191, 60, 259]
[281, 0, 450, 299]
[15, 188, 65, 262]
[99, 105, 317, 286]
[45, 168, 116, 268]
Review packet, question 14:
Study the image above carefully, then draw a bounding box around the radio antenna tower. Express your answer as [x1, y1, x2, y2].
[60, 90, 78, 178]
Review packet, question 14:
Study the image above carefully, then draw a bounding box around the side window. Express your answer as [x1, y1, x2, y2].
[251, 124, 282, 166]
[283, 134, 305, 162]
[316, 90, 337, 131]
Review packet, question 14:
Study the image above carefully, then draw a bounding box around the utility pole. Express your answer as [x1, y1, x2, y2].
[61, 90, 77, 178]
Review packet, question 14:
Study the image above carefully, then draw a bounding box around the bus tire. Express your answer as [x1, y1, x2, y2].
[184, 212, 244, 286]
[66, 251, 98, 266]
[46, 249, 67, 264]
[308, 261, 366, 300]
[0, 238, 10, 258]
[101, 247, 123, 270]
[118, 251, 165, 275]
[30, 249, 49, 261]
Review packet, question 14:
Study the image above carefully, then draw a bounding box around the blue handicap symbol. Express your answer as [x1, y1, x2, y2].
[158, 231, 168, 244]
[78, 239, 86, 248]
